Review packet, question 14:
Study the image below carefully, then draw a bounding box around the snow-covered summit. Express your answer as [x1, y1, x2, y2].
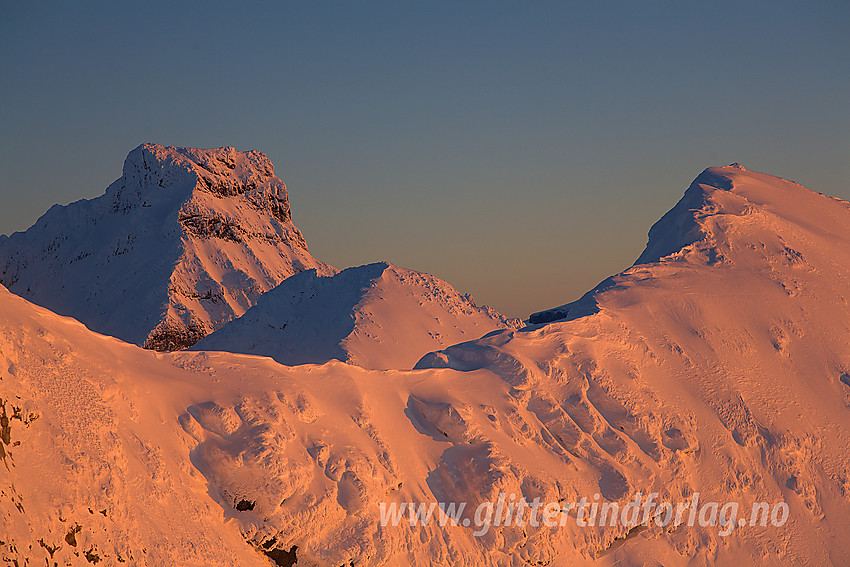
[193, 261, 520, 369]
[530, 164, 848, 323]
[112, 144, 293, 223]
[0, 143, 335, 350]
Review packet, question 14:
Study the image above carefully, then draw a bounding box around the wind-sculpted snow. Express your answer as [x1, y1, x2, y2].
[0, 144, 335, 351]
[531, 163, 850, 324]
[0, 285, 269, 566]
[2, 165, 850, 565]
[193, 261, 520, 370]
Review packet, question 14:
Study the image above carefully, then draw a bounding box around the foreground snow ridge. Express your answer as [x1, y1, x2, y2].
[1, 162, 850, 566]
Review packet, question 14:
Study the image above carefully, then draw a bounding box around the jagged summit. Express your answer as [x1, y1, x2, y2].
[193, 261, 520, 370]
[0, 143, 335, 350]
[113, 144, 292, 223]
[531, 164, 849, 324]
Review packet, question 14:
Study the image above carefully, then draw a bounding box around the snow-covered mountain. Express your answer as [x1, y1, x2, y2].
[193, 261, 520, 369]
[415, 164, 850, 562]
[529, 163, 850, 324]
[2, 163, 849, 566]
[0, 143, 335, 350]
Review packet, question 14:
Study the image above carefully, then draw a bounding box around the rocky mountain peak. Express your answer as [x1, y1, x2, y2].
[0, 143, 335, 351]
[108, 143, 292, 225]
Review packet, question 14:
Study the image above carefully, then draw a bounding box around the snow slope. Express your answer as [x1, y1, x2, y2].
[0, 284, 271, 566]
[416, 164, 850, 563]
[193, 261, 520, 369]
[2, 164, 850, 566]
[0, 144, 335, 351]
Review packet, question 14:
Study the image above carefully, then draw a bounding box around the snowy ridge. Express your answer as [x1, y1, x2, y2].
[412, 165, 850, 563]
[2, 165, 850, 566]
[0, 144, 335, 350]
[529, 163, 850, 324]
[193, 261, 520, 370]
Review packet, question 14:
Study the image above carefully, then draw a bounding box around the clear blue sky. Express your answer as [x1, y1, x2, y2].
[1, 1, 848, 318]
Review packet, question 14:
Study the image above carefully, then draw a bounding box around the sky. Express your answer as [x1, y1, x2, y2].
[1, 1, 848, 318]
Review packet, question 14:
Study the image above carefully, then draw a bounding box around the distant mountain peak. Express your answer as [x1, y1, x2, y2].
[0, 143, 335, 351]
[634, 164, 825, 265]
[193, 261, 520, 370]
[530, 164, 848, 324]
[113, 143, 292, 225]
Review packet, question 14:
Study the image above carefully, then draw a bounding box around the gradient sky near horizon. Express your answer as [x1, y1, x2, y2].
[1, 2, 848, 318]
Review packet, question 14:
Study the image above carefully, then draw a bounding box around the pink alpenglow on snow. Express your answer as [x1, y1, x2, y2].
[1, 162, 849, 566]
[0, 144, 335, 351]
[193, 261, 521, 370]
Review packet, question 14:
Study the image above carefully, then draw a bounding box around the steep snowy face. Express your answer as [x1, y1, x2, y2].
[633, 162, 850, 266]
[0, 143, 335, 350]
[193, 261, 520, 369]
[530, 163, 850, 324]
[0, 284, 273, 566]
